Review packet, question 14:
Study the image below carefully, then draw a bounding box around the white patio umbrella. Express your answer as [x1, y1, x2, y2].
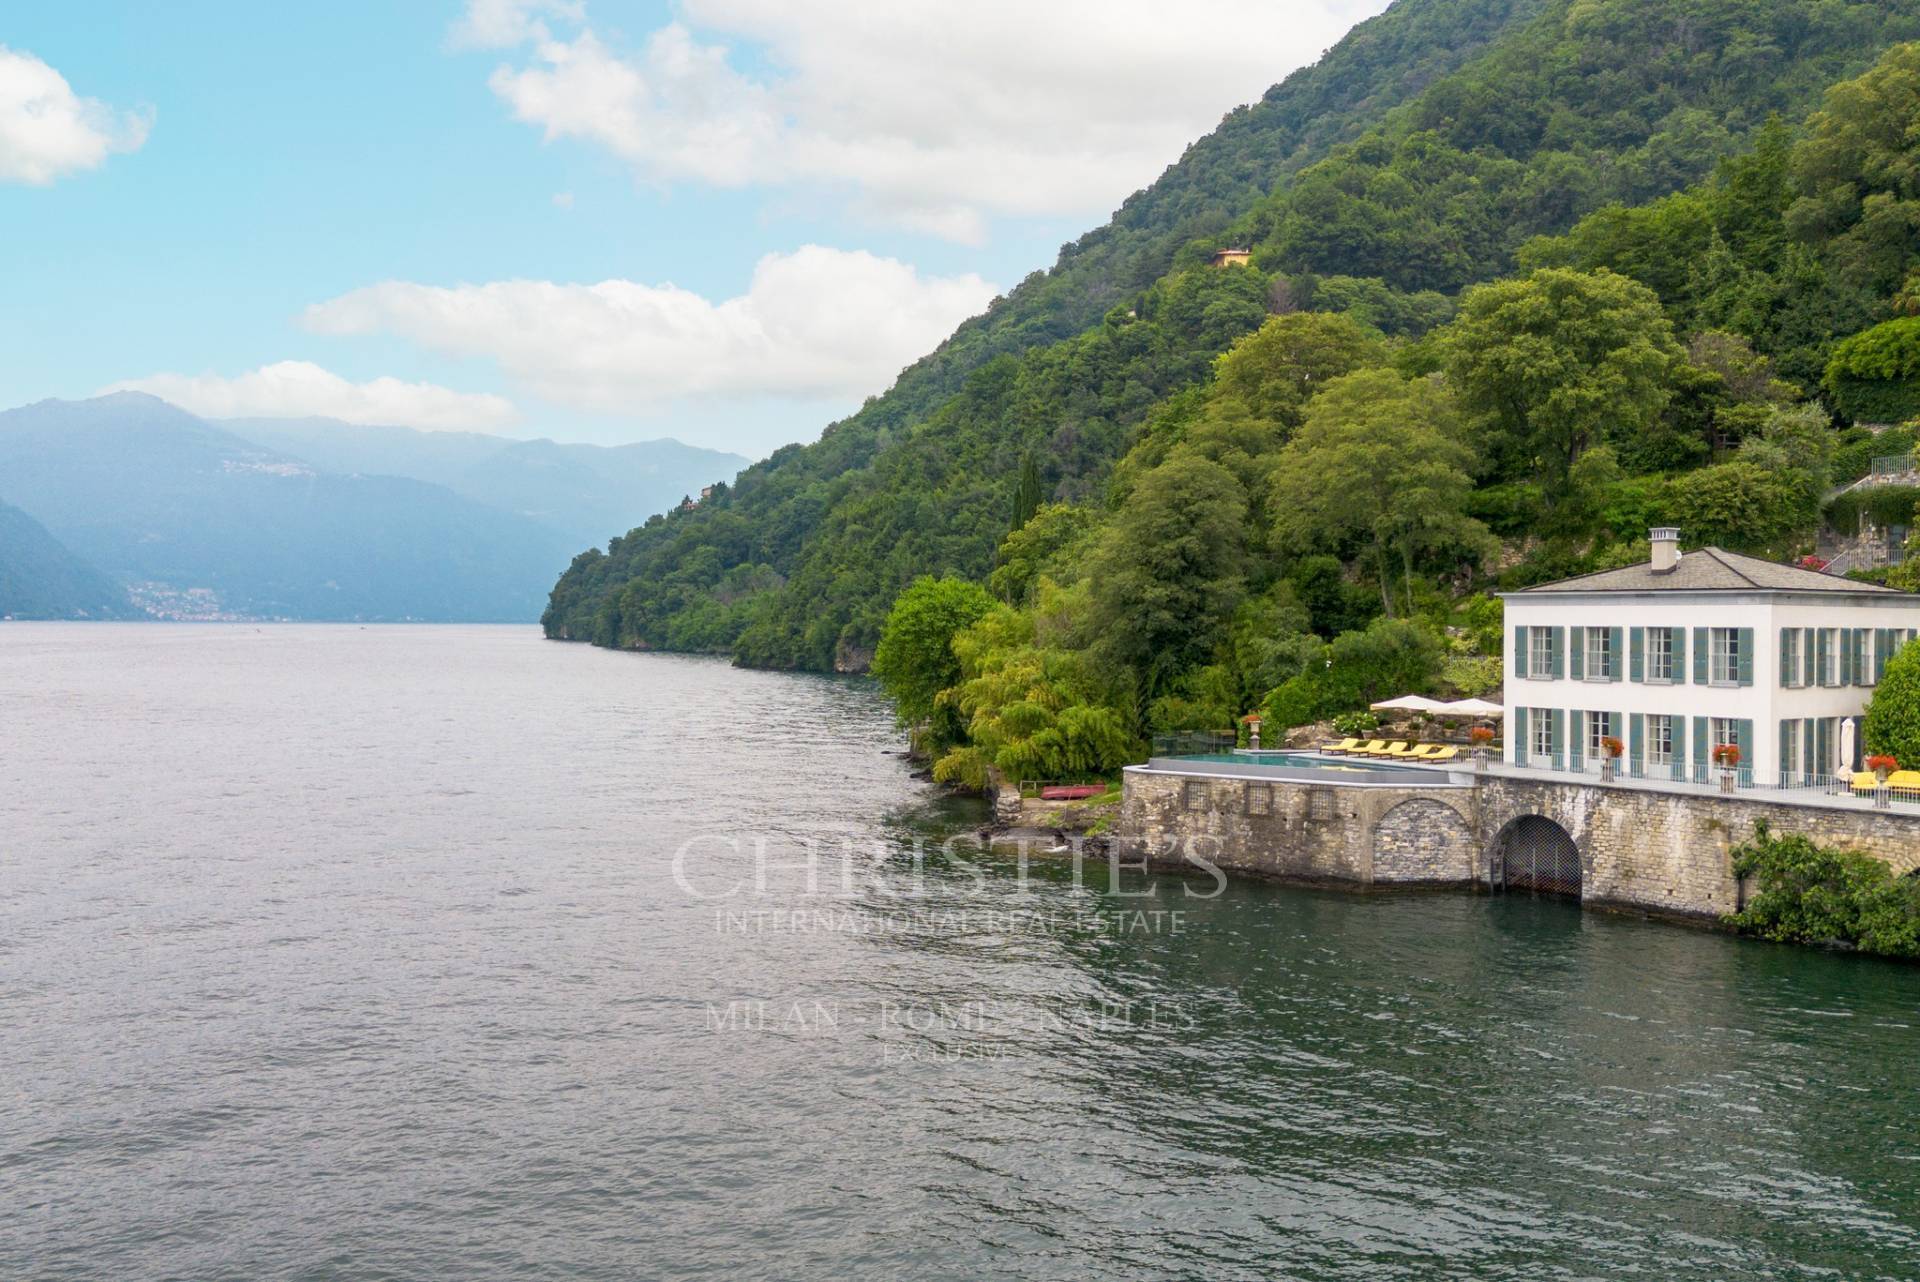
[1437, 697, 1503, 717]
[1370, 694, 1449, 712]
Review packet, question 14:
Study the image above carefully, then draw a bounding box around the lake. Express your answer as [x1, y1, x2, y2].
[2, 624, 1916, 1280]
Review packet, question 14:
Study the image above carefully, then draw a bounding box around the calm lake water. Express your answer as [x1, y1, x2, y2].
[2, 624, 1917, 1280]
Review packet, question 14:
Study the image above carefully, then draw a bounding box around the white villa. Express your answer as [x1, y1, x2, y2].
[1501, 529, 1920, 786]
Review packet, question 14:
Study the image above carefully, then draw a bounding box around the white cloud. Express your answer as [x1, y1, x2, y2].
[102, 361, 519, 430]
[447, 0, 584, 50]
[0, 44, 150, 184]
[462, 0, 1391, 241]
[301, 245, 997, 412]
[551, 190, 574, 208]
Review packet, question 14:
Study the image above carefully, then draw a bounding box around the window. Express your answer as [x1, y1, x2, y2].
[1710, 717, 1740, 765]
[1781, 720, 1800, 778]
[1782, 630, 1803, 688]
[1647, 627, 1674, 682]
[1710, 627, 1741, 685]
[1529, 629, 1554, 678]
[1821, 628, 1841, 686]
[1245, 782, 1273, 815]
[1857, 630, 1878, 688]
[1586, 710, 1616, 762]
[1647, 714, 1674, 765]
[1307, 788, 1336, 822]
[1584, 627, 1613, 680]
[1182, 780, 1208, 812]
[1530, 710, 1556, 761]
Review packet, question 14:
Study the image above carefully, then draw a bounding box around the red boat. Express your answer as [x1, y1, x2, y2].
[1038, 785, 1105, 800]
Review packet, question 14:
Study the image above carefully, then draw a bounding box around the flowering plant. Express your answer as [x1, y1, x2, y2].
[1711, 743, 1742, 767]
[1599, 735, 1625, 759]
[1866, 753, 1899, 774]
[1240, 712, 1263, 724]
[1470, 726, 1496, 744]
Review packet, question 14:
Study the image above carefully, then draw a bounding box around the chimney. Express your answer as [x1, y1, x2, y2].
[1650, 527, 1681, 573]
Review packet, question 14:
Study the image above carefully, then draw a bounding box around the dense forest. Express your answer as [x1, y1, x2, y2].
[547, 0, 1920, 784]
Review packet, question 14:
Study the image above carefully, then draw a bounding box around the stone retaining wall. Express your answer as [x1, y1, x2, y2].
[1116, 765, 1920, 920]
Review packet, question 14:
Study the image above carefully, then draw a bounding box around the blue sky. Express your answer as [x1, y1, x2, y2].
[0, 1, 1387, 457]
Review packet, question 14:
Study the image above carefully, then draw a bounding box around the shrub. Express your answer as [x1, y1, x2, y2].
[1725, 821, 1920, 958]
[1261, 618, 1443, 729]
[1824, 487, 1920, 536]
[1331, 710, 1380, 737]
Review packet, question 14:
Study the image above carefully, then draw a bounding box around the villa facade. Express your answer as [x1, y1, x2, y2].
[1501, 529, 1920, 786]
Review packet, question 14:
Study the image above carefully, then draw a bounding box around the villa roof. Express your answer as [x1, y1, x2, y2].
[1510, 546, 1916, 597]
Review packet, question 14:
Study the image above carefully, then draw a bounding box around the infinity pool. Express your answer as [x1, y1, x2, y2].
[1169, 751, 1433, 774]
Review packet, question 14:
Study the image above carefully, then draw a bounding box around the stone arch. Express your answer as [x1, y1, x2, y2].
[1372, 798, 1476, 884]
[1489, 814, 1582, 898]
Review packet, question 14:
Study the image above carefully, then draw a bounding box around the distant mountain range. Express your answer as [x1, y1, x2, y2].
[223, 417, 745, 554]
[0, 393, 746, 623]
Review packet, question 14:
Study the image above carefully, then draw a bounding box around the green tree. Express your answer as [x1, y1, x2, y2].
[932, 601, 1137, 790]
[1669, 461, 1810, 553]
[1087, 451, 1249, 703]
[871, 576, 997, 744]
[1865, 638, 1920, 768]
[1009, 453, 1045, 534]
[1269, 369, 1494, 615]
[988, 502, 1097, 604]
[1209, 311, 1387, 431]
[1443, 267, 1683, 493]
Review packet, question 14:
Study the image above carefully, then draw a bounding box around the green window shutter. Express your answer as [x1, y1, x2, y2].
[1570, 711, 1585, 770]
[1551, 628, 1566, 680]
[1737, 719, 1754, 784]
[1630, 713, 1644, 770]
[1693, 627, 1709, 684]
[1551, 709, 1566, 766]
[1514, 626, 1529, 679]
[1779, 629, 1791, 688]
[1779, 719, 1790, 785]
[1630, 627, 1644, 682]
[1815, 629, 1830, 686]
[1514, 707, 1529, 766]
[1672, 715, 1686, 776]
[1692, 716, 1708, 777]
[1570, 627, 1585, 681]
[1674, 627, 1687, 685]
[1737, 627, 1754, 686]
[1608, 627, 1623, 681]
[1877, 628, 1891, 682]
[1804, 628, 1816, 687]
[1842, 630, 1857, 686]
[1804, 719, 1816, 780]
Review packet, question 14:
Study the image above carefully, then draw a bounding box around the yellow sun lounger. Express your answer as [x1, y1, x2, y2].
[1320, 738, 1362, 755]
[1887, 770, 1920, 789]
[1378, 743, 1425, 759]
[1850, 772, 1879, 794]
[1348, 739, 1391, 757]
[1356, 741, 1410, 758]
[1411, 745, 1460, 763]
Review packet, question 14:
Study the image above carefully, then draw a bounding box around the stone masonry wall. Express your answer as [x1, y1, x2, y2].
[1116, 766, 1920, 920]
[1476, 776, 1920, 920]
[1117, 770, 1478, 887]
[1372, 798, 1478, 883]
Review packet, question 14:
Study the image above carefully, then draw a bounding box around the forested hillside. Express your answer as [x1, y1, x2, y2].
[546, 0, 1920, 677]
[0, 500, 141, 620]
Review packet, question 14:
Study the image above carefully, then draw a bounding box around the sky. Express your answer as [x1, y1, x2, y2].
[0, 1, 1390, 458]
